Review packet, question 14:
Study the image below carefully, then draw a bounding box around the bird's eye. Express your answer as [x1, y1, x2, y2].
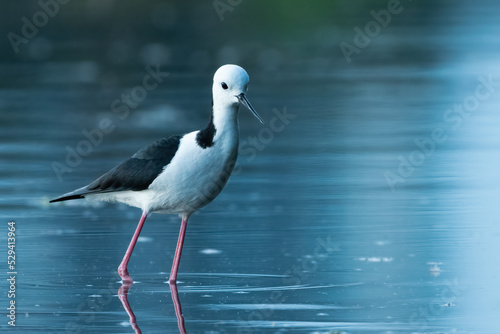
[221, 82, 228, 90]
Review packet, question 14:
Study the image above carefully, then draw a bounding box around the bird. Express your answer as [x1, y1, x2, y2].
[50, 64, 263, 283]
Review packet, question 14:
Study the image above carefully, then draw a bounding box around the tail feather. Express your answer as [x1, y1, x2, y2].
[49, 186, 89, 203]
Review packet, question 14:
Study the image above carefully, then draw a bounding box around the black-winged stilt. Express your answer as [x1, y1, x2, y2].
[50, 64, 263, 283]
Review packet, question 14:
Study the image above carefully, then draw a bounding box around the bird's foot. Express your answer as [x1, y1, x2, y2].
[118, 265, 132, 283]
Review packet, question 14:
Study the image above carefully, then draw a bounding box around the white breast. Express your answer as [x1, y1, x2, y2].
[145, 128, 239, 214]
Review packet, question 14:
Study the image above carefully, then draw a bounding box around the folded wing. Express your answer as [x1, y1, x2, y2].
[50, 135, 182, 202]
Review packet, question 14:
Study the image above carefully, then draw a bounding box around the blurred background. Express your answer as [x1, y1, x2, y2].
[1, 0, 500, 333]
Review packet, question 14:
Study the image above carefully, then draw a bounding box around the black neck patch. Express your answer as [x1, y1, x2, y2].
[196, 108, 216, 149]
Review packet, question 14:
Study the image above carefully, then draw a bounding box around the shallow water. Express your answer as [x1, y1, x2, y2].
[2, 1, 500, 333]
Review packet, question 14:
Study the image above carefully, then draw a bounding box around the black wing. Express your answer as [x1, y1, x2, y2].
[50, 135, 182, 202]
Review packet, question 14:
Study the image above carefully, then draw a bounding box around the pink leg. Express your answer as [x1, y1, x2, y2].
[169, 214, 189, 284]
[118, 211, 148, 282]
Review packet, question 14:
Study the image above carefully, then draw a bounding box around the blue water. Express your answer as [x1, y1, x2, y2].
[2, 1, 500, 333]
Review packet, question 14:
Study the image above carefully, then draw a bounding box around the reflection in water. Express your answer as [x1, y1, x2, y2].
[118, 280, 142, 334]
[170, 282, 187, 334]
[118, 277, 186, 334]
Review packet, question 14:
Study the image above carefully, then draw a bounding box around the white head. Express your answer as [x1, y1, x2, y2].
[212, 64, 264, 123]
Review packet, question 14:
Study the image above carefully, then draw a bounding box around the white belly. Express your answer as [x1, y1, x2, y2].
[146, 131, 238, 214]
[109, 130, 236, 214]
